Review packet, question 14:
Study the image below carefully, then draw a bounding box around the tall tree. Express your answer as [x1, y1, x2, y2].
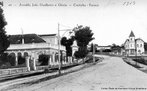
[0, 7, 10, 54]
[61, 36, 74, 57]
[73, 26, 94, 58]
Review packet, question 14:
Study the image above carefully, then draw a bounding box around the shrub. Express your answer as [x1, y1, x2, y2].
[0, 53, 15, 68]
[38, 54, 49, 66]
[133, 58, 147, 65]
[18, 56, 26, 65]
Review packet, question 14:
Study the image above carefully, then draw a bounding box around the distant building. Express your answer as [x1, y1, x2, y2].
[96, 46, 111, 50]
[124, 31, 145, 56]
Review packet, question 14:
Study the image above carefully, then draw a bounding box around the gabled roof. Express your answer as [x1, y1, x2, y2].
[39, 34, 57, 37]
[129, 31, 135, 37]
[124, 39, 129, 45]
[135, 38, 145, 43]
[8, 34, 46, 44]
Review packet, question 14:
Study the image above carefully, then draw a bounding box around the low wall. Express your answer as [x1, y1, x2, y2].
[0, 67, 28, 77]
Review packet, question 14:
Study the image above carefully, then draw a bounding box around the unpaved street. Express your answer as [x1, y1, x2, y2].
[3, 55, 147, 91]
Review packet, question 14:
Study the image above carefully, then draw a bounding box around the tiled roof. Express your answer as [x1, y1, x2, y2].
[129, 31, 135, 37]
[8, 34, 46, 44]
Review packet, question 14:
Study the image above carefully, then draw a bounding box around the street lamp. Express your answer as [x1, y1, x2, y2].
[57, 23, 73, 75]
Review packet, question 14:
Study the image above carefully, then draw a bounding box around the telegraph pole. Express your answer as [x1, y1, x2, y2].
[93, 43, 95, 62]
[21, 28, 24, 44]
[58, 23, 61, 75]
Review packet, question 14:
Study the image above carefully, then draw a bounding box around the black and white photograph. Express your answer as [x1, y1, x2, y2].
[0, 0, 147, 91]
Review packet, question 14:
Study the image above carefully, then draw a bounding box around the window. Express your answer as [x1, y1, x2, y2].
[140, 44, 142, 47]
[126, 45, 127, 48]
[136, 44, 139, 47]
[130, 38, 132, 41]
[138, 50, 141, 53]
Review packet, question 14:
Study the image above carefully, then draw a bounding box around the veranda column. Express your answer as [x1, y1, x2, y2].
[50, 55, 53, 65]
[33, 58, 36, 70]
[15, 53, 18, 66]
[26, 56, 30, 71]
[48, 55, 51, 67]
[52, 53, 55, 65]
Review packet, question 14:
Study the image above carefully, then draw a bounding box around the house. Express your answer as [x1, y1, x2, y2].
[6, 33, 78, 69]
[124, 31, 145, 56]
[6, 33, 68, 70]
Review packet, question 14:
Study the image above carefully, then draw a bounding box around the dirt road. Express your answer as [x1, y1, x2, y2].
[3, 55, 147, 91]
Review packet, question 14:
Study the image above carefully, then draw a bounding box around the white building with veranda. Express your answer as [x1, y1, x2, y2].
[6, 33, 78, 71]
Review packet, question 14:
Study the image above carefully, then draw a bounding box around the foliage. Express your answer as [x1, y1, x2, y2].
[144, 42, 147, 51]
[18, 56, 26, 65]
[0, 53, 15, 68]
[133, 58, 147, 65]
[38, 54, 49, 65]
[7, 54, 15, 66]
[74, 26, 94, 47]
[74, 48, 88, 59]
[61, 36, 74, 56]
[73, 26, 94, 58]
[111, 44, 121, 52]
[102, 49, 112, 52]
[0, 7, 10, 54]
[89, 43, 98, 52]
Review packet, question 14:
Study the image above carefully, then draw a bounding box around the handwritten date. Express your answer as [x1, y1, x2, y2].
[123, 1, 135, 6]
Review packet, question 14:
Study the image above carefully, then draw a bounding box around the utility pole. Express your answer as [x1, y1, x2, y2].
[58, 23, 61, 75]
[93, 43, 95, 62]
[57, 23, 73, 75]
[135, 40, 137, 66]
[21, 28, 24, 44]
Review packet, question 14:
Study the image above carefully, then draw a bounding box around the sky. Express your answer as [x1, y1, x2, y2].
[2, 0, 147, 46]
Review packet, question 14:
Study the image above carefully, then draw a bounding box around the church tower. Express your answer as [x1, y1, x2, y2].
[129, 31, 136, 55]
[129, 31, 135, 42]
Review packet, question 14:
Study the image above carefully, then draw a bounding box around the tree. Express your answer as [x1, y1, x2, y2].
[144, 42, 147, 52]
[89, 43, 98, 52]
[0, 7, 10, 54]
[61, 36, 74, 57]
[111, 44, 121, 53]
[73, 26, 94, 59]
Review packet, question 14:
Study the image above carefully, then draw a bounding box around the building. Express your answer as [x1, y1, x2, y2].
[124, 31, 145, 56]
[6, 33, 77, 71]
[96, 46, 111, 51]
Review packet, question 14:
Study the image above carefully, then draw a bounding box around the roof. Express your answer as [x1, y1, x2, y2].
[8, 34, 46, 44]
[39, 34, 57, 37]
[129, 31, 135, 37]
[124, 39, 129, 45]
[97, 46, 111, 47]
[135, 38, 144, 43]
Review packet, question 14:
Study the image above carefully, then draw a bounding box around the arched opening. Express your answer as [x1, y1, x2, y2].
[55, 53, 58, 62]
[24, 52, 29, 58]
[17, 52, 25, 66]
[38, 54, 49, 66]
[8, 53, 16, 66]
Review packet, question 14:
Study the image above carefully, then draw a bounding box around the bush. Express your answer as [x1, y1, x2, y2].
[0, 53, 16, 68]
[38, 54, 49, 66]
[74, 48, 88, 59]
[18, 56, 26, 65]
[133, 58, 147, 65]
